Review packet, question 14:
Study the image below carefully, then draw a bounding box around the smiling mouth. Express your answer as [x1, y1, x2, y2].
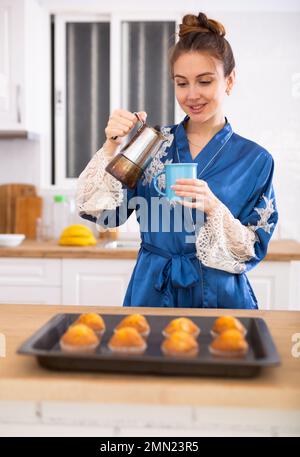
[189, 104, 207, 111]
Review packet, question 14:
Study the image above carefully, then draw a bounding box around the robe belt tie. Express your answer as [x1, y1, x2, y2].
[141, 242, 200, 292]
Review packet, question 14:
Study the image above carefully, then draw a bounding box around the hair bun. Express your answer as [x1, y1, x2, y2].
[198, 12, 226, 37]
[179, 12, 226, 39]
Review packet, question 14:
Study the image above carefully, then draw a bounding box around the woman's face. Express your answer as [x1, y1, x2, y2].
[173, 51, 234, 123]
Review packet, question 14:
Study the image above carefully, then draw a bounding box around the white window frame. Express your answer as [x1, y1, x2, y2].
[54, 11, 184, 189]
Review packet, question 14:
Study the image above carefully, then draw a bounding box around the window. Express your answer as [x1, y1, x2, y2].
[66, 22, 110, 179]
[54, 13, 178, 187]
[121, 21, 175, 127]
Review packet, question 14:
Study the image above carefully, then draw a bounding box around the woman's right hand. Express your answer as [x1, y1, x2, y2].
[103, 109, 147, 156]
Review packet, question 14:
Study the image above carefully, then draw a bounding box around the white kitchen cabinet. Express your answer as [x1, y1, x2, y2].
[248, 261, 292, 310]
[0, 257, 136, 306]
[61, 259, 136, 306]
[0, 258, 61, 286]
[289, 261, 300, 311]
[0, 286, 61, 304]
[0, 256, 298, 309]
[0, 258, 61, 304]
[0, 1, 21, 126]
[0, 0, 47, 132]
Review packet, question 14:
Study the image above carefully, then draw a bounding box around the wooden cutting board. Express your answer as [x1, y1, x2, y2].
[0, 184, 36, 233]
[14, 196, 43, 239]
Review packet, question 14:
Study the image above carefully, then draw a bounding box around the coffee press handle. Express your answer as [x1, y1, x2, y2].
[153, 171, 167, 196]
[110, 112, 145, 141]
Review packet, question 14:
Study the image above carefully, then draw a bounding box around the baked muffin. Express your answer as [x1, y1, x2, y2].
[162, 317, 200, 338]
[60, 324, 100, 353]
[209, 329, 249, 358]
[211, 316, 246, 338]
[73, 313, 106, 338]
[115, 314, 150, 338]
[108, 327, 147, 354]
[161, 331, 199, 357]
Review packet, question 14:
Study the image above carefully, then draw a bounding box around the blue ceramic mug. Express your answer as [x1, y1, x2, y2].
[153, 163, 198, 201]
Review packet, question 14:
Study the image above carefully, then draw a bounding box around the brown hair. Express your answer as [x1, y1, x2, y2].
[169, 12, 235, 78]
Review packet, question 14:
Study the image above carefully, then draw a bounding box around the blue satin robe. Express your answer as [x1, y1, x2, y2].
[81, 116, 278, 309]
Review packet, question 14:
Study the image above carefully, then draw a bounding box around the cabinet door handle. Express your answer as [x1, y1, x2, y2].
[16, 84, 21, 123]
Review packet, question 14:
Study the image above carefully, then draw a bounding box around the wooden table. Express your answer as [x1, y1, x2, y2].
[0, 304, 299, 410]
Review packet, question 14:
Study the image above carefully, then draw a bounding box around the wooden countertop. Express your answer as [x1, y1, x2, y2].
[0, 304, 299, 410]
[0, 240, 138, 260]
[0, 239, 300, 260]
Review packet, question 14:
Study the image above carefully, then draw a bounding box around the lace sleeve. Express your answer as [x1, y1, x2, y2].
[195, 202, 257, 274]
[76, 146, 124, 219]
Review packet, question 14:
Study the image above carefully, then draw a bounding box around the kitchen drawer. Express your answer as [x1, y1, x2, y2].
[0, 258, 61, 287]
[0, 286, 61, 305]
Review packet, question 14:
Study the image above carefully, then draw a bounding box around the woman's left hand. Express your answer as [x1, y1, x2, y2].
[171, 179, 220, 216]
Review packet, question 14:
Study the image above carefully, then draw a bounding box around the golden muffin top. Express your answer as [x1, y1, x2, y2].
[61, 324, 99, 346]
[163, 317, 200, 337]
[212, 316, 246, 336]
[162, 330, 199, 354]
[115, 314, 150, 336]
[74, 313, 106, 332]
[210, 329, 248, 352]
[109, 327, 146, 348]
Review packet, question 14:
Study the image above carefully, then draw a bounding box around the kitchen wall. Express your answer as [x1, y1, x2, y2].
[0, 0, 299, 240]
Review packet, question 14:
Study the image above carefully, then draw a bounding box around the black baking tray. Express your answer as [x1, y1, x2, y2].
[17, 313, 280, 378]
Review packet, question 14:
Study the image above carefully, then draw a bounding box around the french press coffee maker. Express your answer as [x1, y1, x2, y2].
[105, 112, 167, 189]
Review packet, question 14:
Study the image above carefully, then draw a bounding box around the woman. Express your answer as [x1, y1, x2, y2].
[77, 12, 278, 309]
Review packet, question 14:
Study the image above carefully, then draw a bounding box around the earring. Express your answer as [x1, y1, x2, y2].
[226, 89, 231, 96]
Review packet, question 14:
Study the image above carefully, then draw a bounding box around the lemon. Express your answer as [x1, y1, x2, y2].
[59, 224, 97, 246]
[59, 235, 96, 246]
[60, 224, 94, 238]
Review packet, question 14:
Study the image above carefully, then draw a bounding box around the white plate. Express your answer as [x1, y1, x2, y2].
[0, 234, 26, 247]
